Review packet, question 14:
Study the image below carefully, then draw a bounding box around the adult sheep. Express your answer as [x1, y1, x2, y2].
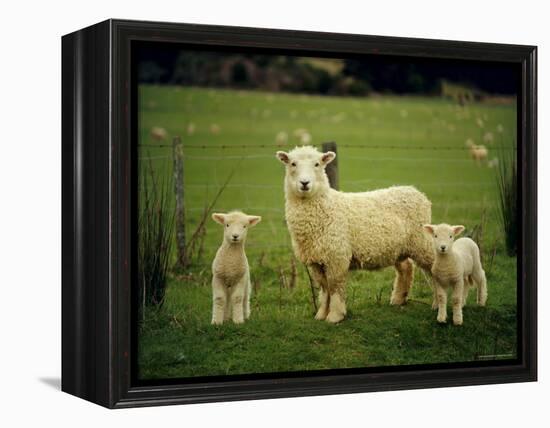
[276, 146, 434, 323]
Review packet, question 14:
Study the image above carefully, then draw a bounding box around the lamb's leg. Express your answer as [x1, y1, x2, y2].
[325, 263, 349, 324]
[211, 277, 227, 325]
[452, 279, 464, 325]
[309, 264, 329, 320]
[244, 273, 252, 319]
[462, 276, 472, 308]
[230, 279, 246, 324]
[436, 283, 448, 323]
[474, 269, 488, 307]
[390, 258, 414, 305]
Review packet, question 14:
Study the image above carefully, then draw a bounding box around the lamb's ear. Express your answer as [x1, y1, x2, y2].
[321, 151, 336, 165]
[247, 215, 262, 227]
[276, 151, 290, 164]
[452, 225, 465, 236]
[212, 213, 226, 225]
[423, 224, 435, 235]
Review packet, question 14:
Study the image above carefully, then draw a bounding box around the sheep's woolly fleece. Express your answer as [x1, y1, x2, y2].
[281, 146, 434, 273]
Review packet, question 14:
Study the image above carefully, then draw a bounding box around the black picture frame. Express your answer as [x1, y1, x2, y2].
[61, 19, 537, 408]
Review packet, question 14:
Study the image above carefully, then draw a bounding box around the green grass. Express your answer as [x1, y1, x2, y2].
[137, 85, 518, 380]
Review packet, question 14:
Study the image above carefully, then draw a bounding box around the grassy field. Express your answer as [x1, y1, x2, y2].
[137, 85, 518, 380]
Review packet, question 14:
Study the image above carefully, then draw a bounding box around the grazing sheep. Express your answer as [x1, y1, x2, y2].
[469, 144, 489, 164]
[487, 157, 499, 169]
[423, 224, 487, 325]
[496, 124, 504, 133]
[187, 122, 196, 136]
[275, 131, 289, 145]
[276, 146, 435, 323]
[210, 124, 221, 135]
[483, 132, 494, 144]
[211, 211, 262, 325]
[150, 126, 167, 141]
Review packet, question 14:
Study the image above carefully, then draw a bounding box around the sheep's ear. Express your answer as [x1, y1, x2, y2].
[276, 151, 290, 164]
[321, 151, 336, 165]
[247, 215, 262, 227]
[423, 224, 435, 235]
[452, 225, 465, 236]
[212, 213, 226, 225]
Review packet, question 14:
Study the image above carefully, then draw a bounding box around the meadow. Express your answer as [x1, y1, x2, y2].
[137, 85, 517, 380]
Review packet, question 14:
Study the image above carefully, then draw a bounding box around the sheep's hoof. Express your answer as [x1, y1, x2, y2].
[437, 315, 447, 324]
[453, 317, 463, 326]
[390, 294, 407, 306]
[314, 308, 328, 321]
[326, 311, 345, 324]
[431, 300, 438, 310]
[211, 319, 223, 326]
[232, 318, 244, 324]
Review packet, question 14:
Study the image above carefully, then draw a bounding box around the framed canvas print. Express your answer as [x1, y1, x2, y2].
[61, 19, 537, 408]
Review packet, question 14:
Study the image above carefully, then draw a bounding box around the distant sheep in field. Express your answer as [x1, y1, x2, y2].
[211, 211, 262, 325]
[487, 158, 499, 169]
[150, 126, 168, 141]
[187, 123, 196, 136]
[275, 131, 289, 145]
[465, 139, 488, 164]
[423, 224, 487, 325]
[276, 146, 435, 323]
[293, 128, 312, 144]
[210, 124, 221, 135]
[483, 132, 494, 144]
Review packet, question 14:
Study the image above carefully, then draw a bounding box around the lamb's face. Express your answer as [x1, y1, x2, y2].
[212, 211, 262, 245]
[423, 223, 465, 254]
[276, 146, 335, 199]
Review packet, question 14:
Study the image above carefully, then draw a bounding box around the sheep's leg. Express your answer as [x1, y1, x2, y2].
[452, 279, 464, 326]
[309, 264, 329, 320]
[474, 269, 488, 307]
[223, 287, 232, 321]
[436, 283, 448, 323]
[462, 276, 472, 308]
[325, 263, 348, 324]
[230, 278, 246, 324]
[390, 258, 414, 305]
[211, 277, 227, 325]
[244, 274, 252, 319]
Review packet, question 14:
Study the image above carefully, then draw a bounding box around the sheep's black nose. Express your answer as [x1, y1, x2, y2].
[232, 234, 239, 239]
[440, 245, 446, 251]
[300, 180, 310, 186]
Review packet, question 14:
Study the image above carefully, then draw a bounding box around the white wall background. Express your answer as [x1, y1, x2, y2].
[0, 0, 546, 425]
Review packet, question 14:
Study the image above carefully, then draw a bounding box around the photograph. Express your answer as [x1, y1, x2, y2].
[135, 42, 519, 381]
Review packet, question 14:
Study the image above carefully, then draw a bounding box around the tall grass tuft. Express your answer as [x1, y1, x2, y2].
[496, 144, 517, 256]
[138, 166, 175, 311]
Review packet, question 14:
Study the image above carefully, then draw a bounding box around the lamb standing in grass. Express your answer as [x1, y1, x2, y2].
[211, 211, 261, 325]
[423, 224, 488, 325]
[276, 146, 435, 323]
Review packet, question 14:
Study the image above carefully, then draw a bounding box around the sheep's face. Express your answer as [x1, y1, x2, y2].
[212, 211, 261, 245]
[423, 223, 465, 254]
[276, 146, 335, 199]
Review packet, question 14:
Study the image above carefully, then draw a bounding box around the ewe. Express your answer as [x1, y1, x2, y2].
[423, 224, 487, 325]
[150, 126, 167, 141]
[276, 146, 434, 323]
[211, 211, 261, 325]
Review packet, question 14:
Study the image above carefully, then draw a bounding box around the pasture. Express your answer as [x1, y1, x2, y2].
[137, 85, 517, 380]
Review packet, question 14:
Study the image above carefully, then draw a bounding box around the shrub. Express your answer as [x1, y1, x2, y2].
[138, 168, 175, 310]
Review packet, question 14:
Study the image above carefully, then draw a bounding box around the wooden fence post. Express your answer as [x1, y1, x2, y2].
[173, 136, 186, 268]
[322, 141, 339, 190]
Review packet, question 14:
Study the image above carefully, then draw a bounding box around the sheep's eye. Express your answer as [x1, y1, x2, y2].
[226, 224, 229, 228]
[243, 225, 247, 228]
[315, 162, 320, 167]
[449, 235, 452, 238]
[291, 162, 296, 167]
[434, 234, 437, 238]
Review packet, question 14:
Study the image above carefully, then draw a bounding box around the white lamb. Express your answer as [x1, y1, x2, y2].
[423, 224, 488, 325]
[211, 211, 261, 325]
[276, 146, 435, 323]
